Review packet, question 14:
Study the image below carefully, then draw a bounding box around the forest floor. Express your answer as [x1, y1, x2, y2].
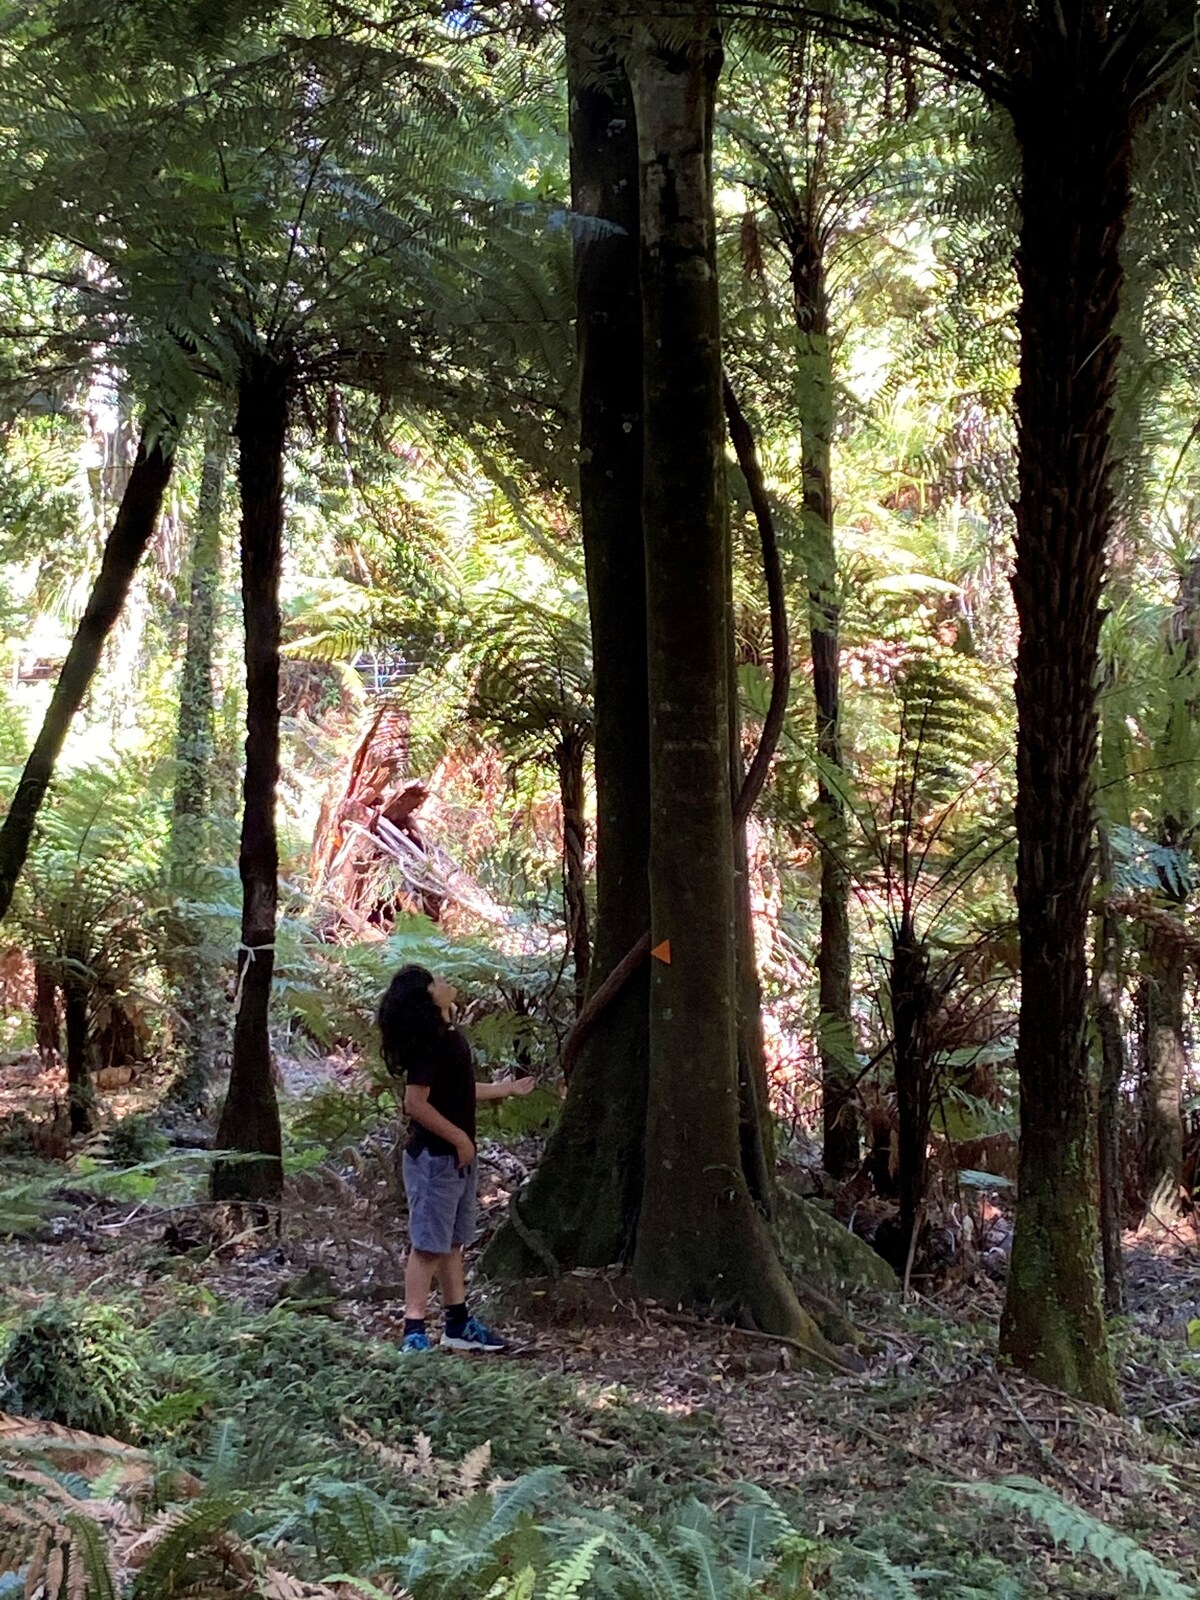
[1, 1054, 1199, 1598]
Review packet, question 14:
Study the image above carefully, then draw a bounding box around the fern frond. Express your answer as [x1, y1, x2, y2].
[959, 1477, 1195, 1600]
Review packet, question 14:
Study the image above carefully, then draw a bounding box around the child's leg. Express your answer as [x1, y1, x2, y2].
[441, 1245, 466, 1307]
[405, 1247, 443, 1321]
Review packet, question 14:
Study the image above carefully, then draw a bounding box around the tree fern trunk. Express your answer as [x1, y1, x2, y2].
[0, 431, 173, 922]
[626, 8, 823, 1349]
[998, 39, 1134, 1410]
[64, 972, 92, 1137]
[1140, 555, 1199, 1228]
[792, 234, 857, 1182]
[1142, 926, 1186, 1228]
[168, 419, 228, 1110]
[483, 1, 650, 1276]
[1094, 831, 1127, 1315]
[212, 358, 288, 1203]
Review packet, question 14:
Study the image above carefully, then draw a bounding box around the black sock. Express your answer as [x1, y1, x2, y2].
[445, 1302, 468, 1338]
[403, 1317, 426, 1339]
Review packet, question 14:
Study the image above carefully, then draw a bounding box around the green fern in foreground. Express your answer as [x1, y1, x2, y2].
[958, 1476, 1196, 1600]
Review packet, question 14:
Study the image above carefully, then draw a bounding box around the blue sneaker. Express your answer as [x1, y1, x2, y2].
[401, 1329, 433, 1354]
[441, 1316, 506, 1352]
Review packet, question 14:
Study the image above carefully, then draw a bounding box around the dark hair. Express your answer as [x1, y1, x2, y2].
[378, 964, 443, 1076]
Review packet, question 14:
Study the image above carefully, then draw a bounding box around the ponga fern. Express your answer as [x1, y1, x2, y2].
[959, 1477, 1196, 1600]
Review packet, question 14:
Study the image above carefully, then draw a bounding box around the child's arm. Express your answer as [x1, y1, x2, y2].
[475, 1076, 536, 1102]
[405, 1084, 475, 1166]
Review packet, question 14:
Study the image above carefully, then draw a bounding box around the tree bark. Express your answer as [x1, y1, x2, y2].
[169, 420, 228, 1110]
[1094, 832, 1127, 1315]
[0, 432, 173, 922]
[481, 1, 650, 1276]
[625, 8, 816, 1344]
[1142, 924, 1187, 1228]
[791, 242, 858, 1181]
[556, 729, 591, 1015]
[998, 40, 1133, 1410]
[890, 916, 932, 1262]
[64, 972, 93, 1137]
[1140, 554, 1199, 1228]
[212, 357, 288, 1203]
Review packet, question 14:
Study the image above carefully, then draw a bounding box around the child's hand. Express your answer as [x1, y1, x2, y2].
[454, 1134, 476, 1170]
[505, 1076, 536, 1098]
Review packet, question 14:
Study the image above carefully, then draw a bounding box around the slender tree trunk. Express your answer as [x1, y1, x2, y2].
[727, 559, 774, 1213]
[0, 433, 173, 921]
[890, 918, 932, 1261]
[169, 422, 228, 1109]
[64, 971, 92, 1137]
[1142, 926, 1187, 1228]
[626, 8, 816, 1345]
[998, 47, 1133, 1410]
[792, 236, 857, 1182]
[483, 2, 650, 1276]
[557, 730, 591, 1014]
[212, 357, 288, 1203]
[1140, 554, 1199, 1227]
[1094, 832, 1127, 1315]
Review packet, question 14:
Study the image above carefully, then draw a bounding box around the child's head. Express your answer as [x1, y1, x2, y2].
[378, 964, 454, 1073]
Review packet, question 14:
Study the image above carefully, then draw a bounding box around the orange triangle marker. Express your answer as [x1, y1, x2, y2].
[651, 939, 672, 964]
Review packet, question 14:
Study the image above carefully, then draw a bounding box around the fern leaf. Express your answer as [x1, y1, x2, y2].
[959, 1478, 1195, 1600]
[543, 1531, 605, 1600]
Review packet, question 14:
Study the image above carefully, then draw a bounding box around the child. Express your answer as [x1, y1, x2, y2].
[378, 963, 535, 1353]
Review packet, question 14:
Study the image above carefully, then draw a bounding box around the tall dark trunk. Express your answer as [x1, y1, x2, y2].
[998, 43, 1132, 1410]
[890, 917, 932, 1263]
[483, 1, 651, 1277]
[64, 971, 92, 1137]
[1094, 832, 1127, 1315]
[169, 422, 228, 1110]
[626, 8, 815, 1345]
[792, 235, 857, 1182]
[0, 432, 173, 921]
[557, 730, 591, 1014]
[212, 357, 288, 1203]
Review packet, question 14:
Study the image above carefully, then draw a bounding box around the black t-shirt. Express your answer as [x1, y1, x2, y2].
[403, 1024, 476, 1157]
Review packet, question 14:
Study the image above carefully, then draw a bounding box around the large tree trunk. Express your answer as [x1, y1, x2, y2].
[556, 729, 591, 1015]
[481, 2, 650, 1276]
[998, 43, 1133, 1410]
[791, 236, 857, 1182]
[0, 432, 173, 921]
[625, 8, 814, 1343]
[168, 421, 228, 1110]
[212, 357, 288, 1203]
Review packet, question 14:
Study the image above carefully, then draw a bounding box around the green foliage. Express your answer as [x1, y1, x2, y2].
[99, 1115, 169, 1169]
[958, 1477, 1195, 1600]
[0, 1303, 146, 1439]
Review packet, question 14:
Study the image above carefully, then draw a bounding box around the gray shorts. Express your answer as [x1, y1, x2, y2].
[403, 1148, 477, 1254]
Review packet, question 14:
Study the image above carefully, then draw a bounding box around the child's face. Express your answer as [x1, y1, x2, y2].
[428, 975, 457, 1021]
